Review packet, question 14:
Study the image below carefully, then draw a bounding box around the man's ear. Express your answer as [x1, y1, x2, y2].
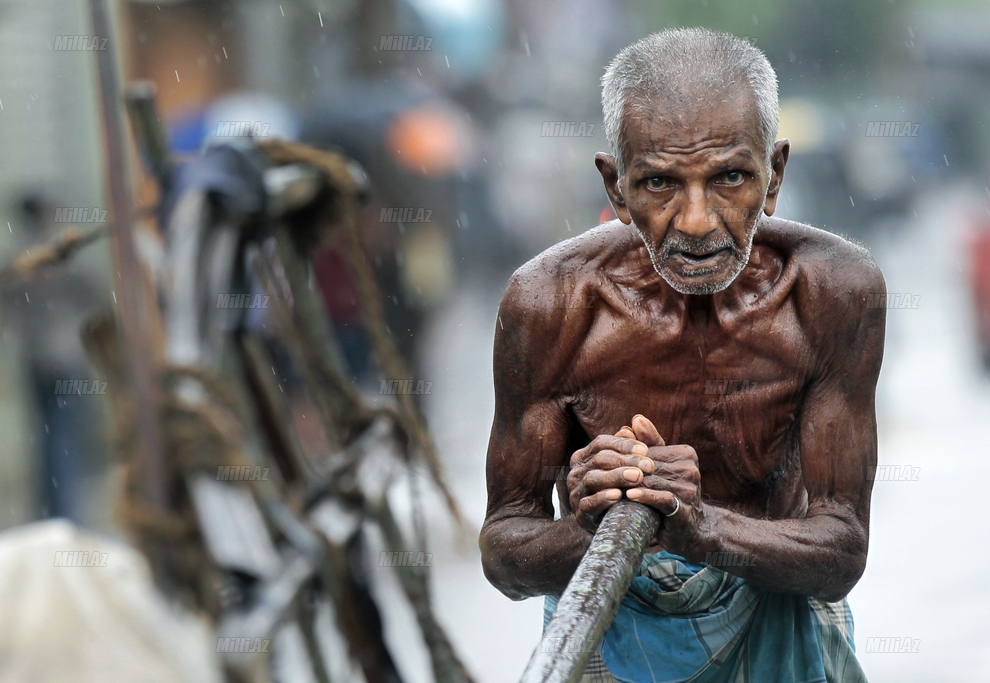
[595, 152, 632, 224]
[762, 139, 790, 217]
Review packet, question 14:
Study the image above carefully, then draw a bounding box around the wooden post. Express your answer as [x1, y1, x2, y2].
[519, 501, 661, 683]
[87, 0, 166, 511]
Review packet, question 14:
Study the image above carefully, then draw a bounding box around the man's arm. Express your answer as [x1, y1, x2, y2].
[479, 268, 592, 600]
[625, 253, 886, 602]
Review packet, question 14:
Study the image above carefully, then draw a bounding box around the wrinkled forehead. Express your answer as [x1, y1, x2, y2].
[620, 87, 763, 165]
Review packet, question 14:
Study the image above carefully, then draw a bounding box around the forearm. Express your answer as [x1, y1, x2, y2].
[480, 514, 592, 600]
[699, 504, 867, 602]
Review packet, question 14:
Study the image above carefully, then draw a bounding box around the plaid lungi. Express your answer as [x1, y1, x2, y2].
[543, 551, 867, 683]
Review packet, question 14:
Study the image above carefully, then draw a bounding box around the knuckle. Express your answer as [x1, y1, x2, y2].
[592, 453, 614, 469]
[644, 475, 665, 490]
[591, 435, 611, 450]
[674, 459, 700, 479]
[580, 496, 600, 514]
[583, 471, 608, 492]
[653, 447, 675, 462]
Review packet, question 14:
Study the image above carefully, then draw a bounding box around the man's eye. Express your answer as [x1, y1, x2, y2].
[647, 177, 672, 190]
[719, 170, 745, 186]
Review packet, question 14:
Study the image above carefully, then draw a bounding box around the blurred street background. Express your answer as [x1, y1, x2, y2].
[2, 0, 990, 680]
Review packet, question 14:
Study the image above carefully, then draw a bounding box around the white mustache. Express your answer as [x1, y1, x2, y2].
[659, 233, 738, 261]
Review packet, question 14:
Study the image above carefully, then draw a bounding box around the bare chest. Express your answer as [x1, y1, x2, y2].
[562, 303, 815, 515]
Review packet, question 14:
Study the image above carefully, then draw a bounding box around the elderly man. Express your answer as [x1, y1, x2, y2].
[480, 28, 883, 682]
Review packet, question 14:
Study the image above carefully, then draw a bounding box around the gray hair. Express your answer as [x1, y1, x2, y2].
[601, 28, 779, 174]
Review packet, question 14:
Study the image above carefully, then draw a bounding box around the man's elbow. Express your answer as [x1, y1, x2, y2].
[481, 552, 530, 601]
[815, 537, 868, 603]
[479, 526, 531, 601]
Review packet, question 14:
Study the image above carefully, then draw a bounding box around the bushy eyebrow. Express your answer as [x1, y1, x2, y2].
[630, 149, 759, 176]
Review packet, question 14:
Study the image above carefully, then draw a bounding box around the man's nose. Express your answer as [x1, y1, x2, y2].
[671, 186, 716, 240]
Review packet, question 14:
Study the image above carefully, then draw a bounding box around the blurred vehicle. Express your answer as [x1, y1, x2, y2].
[968, 204, 990, 370]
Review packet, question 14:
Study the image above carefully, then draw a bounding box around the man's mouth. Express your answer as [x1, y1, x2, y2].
[670, 247, 732, 271]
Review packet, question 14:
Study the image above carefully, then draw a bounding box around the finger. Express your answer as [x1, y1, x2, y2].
[646, 445, 698, 468]
[631, 414, 665, 447]
[590, 435, 649, 457]
[625, 487, 679, 515]
[591, 452, 656, 474]
[584, 467, 645, 492]
[579, 488, 623, 519]
[615, 426, 635, 439]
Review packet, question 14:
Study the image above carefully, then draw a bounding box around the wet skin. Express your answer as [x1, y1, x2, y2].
[480, 91, 886, 603]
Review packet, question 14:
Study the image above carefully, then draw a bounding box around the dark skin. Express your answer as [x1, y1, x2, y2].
[479, 88, 886, 603]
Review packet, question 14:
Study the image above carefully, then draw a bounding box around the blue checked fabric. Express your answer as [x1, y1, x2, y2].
[542, 551, 867, 683]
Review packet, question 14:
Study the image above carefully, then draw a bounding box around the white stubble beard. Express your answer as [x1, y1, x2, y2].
[637, 198, 765, 296]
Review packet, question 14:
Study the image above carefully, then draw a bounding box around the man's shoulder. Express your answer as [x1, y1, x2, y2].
[501, 220, 635, 313]
[762, 216, 885, 306]
[762, 217, 886, 368]
[494, 222, 631, 391]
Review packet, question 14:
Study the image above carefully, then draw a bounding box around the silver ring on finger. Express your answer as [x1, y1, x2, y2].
[664, 496, 681, 518]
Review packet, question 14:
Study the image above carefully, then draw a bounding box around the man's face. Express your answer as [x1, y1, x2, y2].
[597, 90, 786, 295]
